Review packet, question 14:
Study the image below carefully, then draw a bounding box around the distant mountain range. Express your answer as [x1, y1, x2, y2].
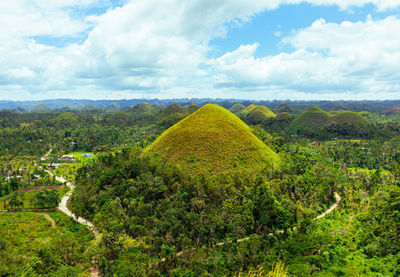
[1, 98, 400, 113]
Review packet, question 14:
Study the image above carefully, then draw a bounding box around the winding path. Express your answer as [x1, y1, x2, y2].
[35, 213, 56, 227]
[168, 192, 341, 260]
[45, 170, 99, 237]
[45, 170, 101, 277]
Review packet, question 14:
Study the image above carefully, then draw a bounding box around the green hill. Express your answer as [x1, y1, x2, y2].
[290, 106, 370, 137]
[276, 112, 291, 120]
[275, 103, 296, 114]
[242, 104, 276, 124]
[229, 103, 245, 114]
[161, 103, 186, 117]
[186, 104, 200, 114]
[130, 102, 156, 114]
[290, 106, 330, 130]
[145, 104, 279, 175]
[326, 111, 369, 126]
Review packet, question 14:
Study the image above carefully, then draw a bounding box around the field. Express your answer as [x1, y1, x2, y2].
[0, 212, 93, 276]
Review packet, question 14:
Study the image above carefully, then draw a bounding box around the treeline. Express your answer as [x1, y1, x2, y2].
[69, 145, 345, 275]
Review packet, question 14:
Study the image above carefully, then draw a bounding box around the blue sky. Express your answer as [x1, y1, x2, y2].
[0, 0, 400, 101]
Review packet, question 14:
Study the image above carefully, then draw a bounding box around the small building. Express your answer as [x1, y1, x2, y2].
[48, 163, 60, 169]
[61, 155, 75, 161]
[83, 153, 93, 158]
[40, 157, 47, 161]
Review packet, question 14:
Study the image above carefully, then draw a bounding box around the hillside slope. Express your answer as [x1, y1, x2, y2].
[145, 104, 279, 175]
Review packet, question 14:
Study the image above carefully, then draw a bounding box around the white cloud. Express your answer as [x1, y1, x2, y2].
[212, 15, 400, 97]
[0, 0, 400, 100]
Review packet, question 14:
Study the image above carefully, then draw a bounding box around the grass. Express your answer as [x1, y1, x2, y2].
[290, 106, 369, 130]
[66, 151, 95, 160]
[130, 102, 156, 114]
[0, 212, 92, 276]
[0, 187, 68, 210]
[145, 104, 280, 175]
[229, 103, 246, 114]
[243, 104, 276, 119]
[161, 103, 187, 117]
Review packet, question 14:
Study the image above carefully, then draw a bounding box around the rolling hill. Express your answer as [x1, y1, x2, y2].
[145, 104, 279, 175]
[290, 106, 370, 137]
[242, 104, 276, 124]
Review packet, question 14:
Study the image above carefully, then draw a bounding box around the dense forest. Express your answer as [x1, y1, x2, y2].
[1, 101, 400, 276]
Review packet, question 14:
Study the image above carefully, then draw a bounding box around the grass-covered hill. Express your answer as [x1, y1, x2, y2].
[161, 103, 187, 117]
[159, 103, 188, 127]
[242, 104, 276, 124]
[229, 103, 245, 114]
[385, 106, 400, 114]
[290, 106, 371, 138]
[145, 104, 279, 175]
[186, 103, 200, 114]
[129, 102, 157, 114]
[326, 111, 369, 126]
[290, 106, 330, 130]
[276, 112, 291, 120]
[274, 103, 297, 114]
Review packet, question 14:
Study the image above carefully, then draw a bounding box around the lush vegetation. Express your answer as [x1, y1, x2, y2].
[1, 101, 400, 276]
[0, 212, 93, 276]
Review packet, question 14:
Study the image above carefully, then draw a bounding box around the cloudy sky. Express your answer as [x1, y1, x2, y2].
[1, 0, 400, 101]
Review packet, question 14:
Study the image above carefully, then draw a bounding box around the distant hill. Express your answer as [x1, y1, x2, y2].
[290, 106, 330, 130]
[274, 103, 297, 114]
[145, 104, 279, 175]
[229, 103, 245, 114]
[242, 104, 276, 124]
[2, 99, 400, 113]
[276, 112, 291, 120]
[129, 102, 156, 114]
[290, 106, 370, 138]
[186, 104, 200, 114]
[326, 111, 368, 126]
[32, 104, 50, 112]
[161, 103, 187, 117]
[159, 103, 188, 128]
[385, 106, 400, 114]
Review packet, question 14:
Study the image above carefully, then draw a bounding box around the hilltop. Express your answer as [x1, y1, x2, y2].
[229, 103, 245, 114]
[290, 106, 330, 130]
[242, 104, 276, 124]
[290, 106, 370, 137]
[145, 104, 279, 175]
[274, 103, 297, 114]
[161, 103, 187, 117]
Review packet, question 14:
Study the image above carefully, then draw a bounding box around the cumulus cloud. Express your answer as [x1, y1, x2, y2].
[212, 15, 400, 97]
[0, 0, 400, 100]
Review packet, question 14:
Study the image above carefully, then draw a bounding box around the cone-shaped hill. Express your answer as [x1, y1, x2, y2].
[144, 104, 279, 175]
[186, 104, 200, 114]
[242, 104, 276, 124]
[229, 103, 246, 114]
[161, 103, 187, 117]
[130, 102, 156, 114]
[275, 103, 296, 114]
[290, 106, 370, 136]
[290, 106, 330, 130]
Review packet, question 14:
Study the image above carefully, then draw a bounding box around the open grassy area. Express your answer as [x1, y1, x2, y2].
[0, 187, 68, 210]
[0, 212, 93, 276]
[66, 151, 95, 160]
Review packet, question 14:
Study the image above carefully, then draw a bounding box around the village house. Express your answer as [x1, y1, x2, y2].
[61, 154, 75, 161]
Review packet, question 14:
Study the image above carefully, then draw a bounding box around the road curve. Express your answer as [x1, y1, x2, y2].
[45, 170, 99, 237]
[169, 192, 341, 260]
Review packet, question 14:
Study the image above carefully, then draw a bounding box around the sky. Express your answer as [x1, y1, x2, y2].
[1, 0, 400, 101]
